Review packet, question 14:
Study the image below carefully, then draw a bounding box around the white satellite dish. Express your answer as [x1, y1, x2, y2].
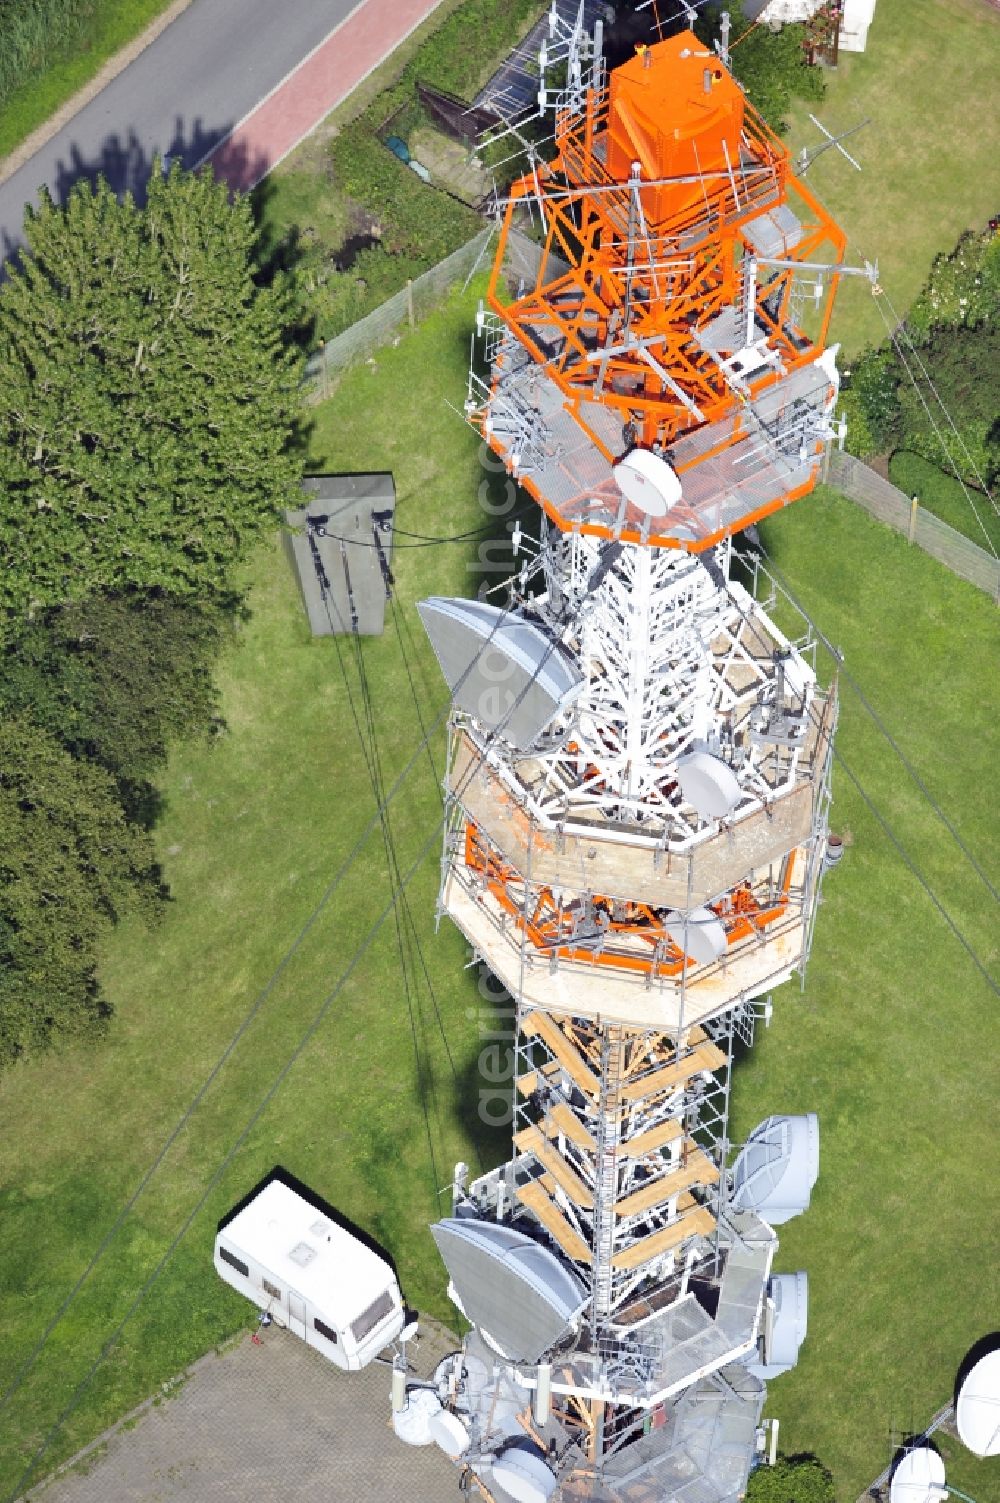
[957, 1347, 1000, 1456]
[889, 1447, 948, 1503]
[392, 1385, 442, 1446]
[428, 1407, 470, 1456]
[491, 1442, 558, 1502]
[664, 906, 728, 966]
[675, 751, 743, 820]
[613, 449, 683, 517]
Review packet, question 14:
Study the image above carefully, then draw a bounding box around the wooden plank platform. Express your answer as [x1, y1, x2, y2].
[622, 1117, 683, 1156]
[546, 1101, 597, 1152]
[516, 1059, 560, 1098]
[522, 1011, 601, 1097]
[514, 1127, 594, 1209]
[442, 870, 807, 1032]
[615, 1147, 719, 1219]
[450, 729, 823, 911]
[517, 1179, 592, 1264]
[620, 1041, 727, 1101]
[611, 1205, 716, 1272]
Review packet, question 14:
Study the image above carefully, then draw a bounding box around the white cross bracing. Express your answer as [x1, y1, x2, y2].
[473, 532, 818, 852]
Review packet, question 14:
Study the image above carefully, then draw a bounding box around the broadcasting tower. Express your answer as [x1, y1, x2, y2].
[404, 19, 848, 1500]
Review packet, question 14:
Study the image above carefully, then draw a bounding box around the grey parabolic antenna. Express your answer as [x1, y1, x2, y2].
[675, 751, 743, 820]
[418, 598, 583, 751]
[956, 1348, 1000, 1456]
[747, 1271, 808, 1379]
[730, 1114, 819, 1224]
[431, 1219, 586, 1364]
[664, 906, 728, 966]
[889, 1447, 948, 1503]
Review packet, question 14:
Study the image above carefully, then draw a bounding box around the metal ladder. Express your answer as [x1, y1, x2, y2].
[590, 1027, 625, 1330]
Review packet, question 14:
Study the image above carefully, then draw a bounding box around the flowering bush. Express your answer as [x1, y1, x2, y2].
[906, 228, 1000, 345]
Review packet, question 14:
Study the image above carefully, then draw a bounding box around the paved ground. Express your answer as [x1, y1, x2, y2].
[0, 0, 444, 263]
[29, 1323, 461, 1503]
[206, 0, 445, 192]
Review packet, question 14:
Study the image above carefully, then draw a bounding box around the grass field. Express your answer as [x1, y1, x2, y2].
[0, 0, 179, 161]
[783, 0, 1000, 357]
[1, 279, 998, 1499]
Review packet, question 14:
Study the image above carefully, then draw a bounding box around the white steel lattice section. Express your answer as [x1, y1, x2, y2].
[496, 534, 819, 844]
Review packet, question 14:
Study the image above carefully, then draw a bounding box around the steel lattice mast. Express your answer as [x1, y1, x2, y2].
[398, 19, 849, 1501]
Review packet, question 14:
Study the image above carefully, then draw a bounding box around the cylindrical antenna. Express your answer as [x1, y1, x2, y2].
[534, 1363, 552, 1426]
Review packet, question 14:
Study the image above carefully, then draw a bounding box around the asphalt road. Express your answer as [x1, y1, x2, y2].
[0, 0, 366, 263]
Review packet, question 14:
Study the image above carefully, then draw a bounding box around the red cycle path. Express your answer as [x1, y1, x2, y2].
[203, 0, 446, 192]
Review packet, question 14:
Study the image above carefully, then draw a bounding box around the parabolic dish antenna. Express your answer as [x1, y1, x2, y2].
[490, 1442, 558, 1503]
[428, 1408, 470, 1457]
[957, 1347, 1000, 1456]
[392, 1385, 441, 1446]
[664, 906, 728, 966]
[675, 751, 743, 820]
[889, 1447, 948, 1503]
[730, 1114, 819, 1225]
[613, 449, 683, 517]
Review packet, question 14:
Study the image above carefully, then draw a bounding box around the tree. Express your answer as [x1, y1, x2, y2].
[0, 592, 233, 823]
[0, 163, 304, 624]
[746, 1455, 836, 1503]
[698, 5, 825, 133]
[0, 718, 163, 1068]
[841, 226, 1000, 480]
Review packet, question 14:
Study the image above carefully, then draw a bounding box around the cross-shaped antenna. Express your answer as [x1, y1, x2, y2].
[797, 114, 870, 175]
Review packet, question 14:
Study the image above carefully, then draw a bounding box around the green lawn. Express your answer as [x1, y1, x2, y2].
[1, 282, 998, 1499]
[750, 489, 1000, 1498]
[783, 0, 1000, 356]
[0, 0, 179, 161]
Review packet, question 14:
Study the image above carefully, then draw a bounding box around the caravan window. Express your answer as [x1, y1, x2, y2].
[219, 1246, 249, 1278]
[262, 1278, 281, 1301]
[350, 1289, 394, 1343]
[314, 1317, 339, 1344]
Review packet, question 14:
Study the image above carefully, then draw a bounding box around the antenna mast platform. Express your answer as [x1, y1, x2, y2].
[405, 18, 848, 1500]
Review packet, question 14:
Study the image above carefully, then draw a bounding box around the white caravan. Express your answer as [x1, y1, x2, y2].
[214, 1179, 406, 1371]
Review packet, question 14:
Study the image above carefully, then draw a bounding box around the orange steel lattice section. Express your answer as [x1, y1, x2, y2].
[479, 29, 846, 553]
[463, 821, 793, 977]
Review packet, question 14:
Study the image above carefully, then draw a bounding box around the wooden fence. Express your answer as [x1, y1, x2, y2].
[303, 226, 550, 399]
[827, 450, 1000, 602]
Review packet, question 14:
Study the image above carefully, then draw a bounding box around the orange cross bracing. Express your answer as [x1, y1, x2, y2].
[464, 820, 793, 978]
[481, 28, 846, 553]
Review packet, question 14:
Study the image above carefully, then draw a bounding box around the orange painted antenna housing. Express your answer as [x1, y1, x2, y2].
[478, 29, 847, 554]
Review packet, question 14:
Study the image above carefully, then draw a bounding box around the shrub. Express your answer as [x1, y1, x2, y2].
[746, 1455, 836, 1503]
[841, 347, 902, 455]
[906, 228, 1000, 346]
[893, 317, 1000, 487]
[330, 129, 477, 264]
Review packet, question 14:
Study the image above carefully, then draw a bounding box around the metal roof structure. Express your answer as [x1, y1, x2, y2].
[284, 472, 395, 636]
